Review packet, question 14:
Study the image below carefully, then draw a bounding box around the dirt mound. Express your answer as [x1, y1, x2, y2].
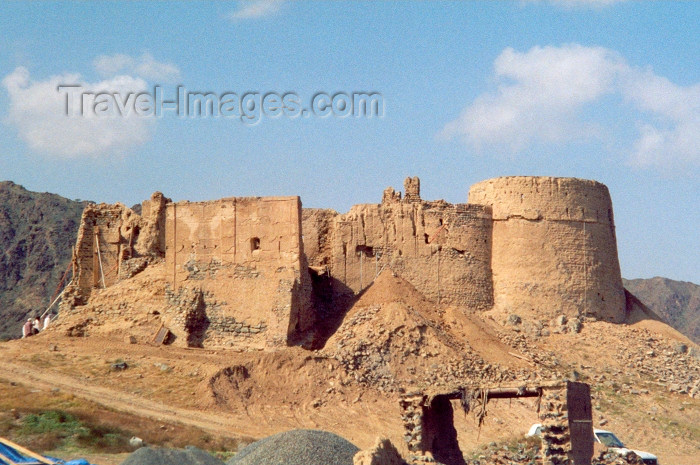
[353, 270, 434, 310]
[206, 365, 255, 407]
[226, 429, 358, 465]
[51, 263, 167, 342]
[120, 446, 223, 465]
[321, 271, 526, 392]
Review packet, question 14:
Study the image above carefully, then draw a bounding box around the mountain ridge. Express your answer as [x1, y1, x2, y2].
[624, 277, 700, 344]
[0, 180, 88, 339]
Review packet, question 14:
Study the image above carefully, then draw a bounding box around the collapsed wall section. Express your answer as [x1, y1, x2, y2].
[163, 196, 312, 349]
[468, 176, 626, 323]
[60, 192, 169, 311]
[301, 208, 338, 269]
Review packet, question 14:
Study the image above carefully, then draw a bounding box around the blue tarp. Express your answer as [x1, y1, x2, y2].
[0, 442, 43, 464]
[0, 440, 94, 465]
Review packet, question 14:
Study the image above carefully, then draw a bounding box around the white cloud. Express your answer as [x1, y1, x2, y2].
[442, 45, 623, 153]
[621, 69, 700, 168]
[2, 67, 153, 158]
[441, 44, 700, 170]
[94, 52, 180, 82]
[228, 0, 284, 20]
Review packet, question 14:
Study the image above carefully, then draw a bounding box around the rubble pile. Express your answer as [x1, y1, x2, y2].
[323, 303, 519, 392]
[460, 438, 650, 465]
[584, 325, 700, 398]
[464, 439, 540, 465]
[592, 449, 646, 465]
[614, 328, 699, 397]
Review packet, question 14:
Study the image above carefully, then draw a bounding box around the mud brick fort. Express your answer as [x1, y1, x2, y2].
[60, 175, 627, 350]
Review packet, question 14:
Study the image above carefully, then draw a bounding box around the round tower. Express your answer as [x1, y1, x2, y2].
[468, 176, 626, 323]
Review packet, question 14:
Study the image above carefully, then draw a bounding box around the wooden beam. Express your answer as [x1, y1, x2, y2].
[484, 387, 542, 399]
[93, 228, 100, 287]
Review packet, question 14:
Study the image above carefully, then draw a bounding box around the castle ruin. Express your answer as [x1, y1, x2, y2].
[60, 175, 627, 348]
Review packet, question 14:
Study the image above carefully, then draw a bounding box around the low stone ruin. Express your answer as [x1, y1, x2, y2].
[399, 382, 593, 465]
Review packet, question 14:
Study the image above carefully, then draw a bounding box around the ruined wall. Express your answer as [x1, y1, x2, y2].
[399, 391, 464, 465]
[468, 176, 626, 323]
[313, 185, 494, 310]
[63, 175, 629, 349]
[63, 203, 139, 307]
[60, 192, 170, 311]
[302, 208, 338, 268]
[304, 176, 626, 324]
[399, 383, 587, 465]
[137, 191, 169, 257]
[163, 196, 312, 349]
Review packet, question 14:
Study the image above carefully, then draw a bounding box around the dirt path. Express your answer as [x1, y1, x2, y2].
[0, 361, 250, 439]
[0, 356, 402, 449]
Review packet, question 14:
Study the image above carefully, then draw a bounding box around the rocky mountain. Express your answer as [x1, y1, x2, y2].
[0, 181, 88, 340]
[624, 277, 700, 344]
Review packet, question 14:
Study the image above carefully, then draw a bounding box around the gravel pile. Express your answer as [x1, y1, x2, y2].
[226, 429, 359, 465]
[120, 446, 224, 465]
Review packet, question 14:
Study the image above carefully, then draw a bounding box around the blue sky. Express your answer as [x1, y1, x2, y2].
[0, 1, 698, 283]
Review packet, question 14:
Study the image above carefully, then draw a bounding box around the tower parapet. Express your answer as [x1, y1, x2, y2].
[468, 176, 626, 323]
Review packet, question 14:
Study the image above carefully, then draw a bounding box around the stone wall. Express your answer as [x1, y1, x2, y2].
[137, 191, 169, 257]
[301, 208, 338, 268]
[303, 180, 494, 311]
[398, 383, 588, 465]
[399, 392, 465, 465]
[62, 175, 629, 351]
[163, 196, 313, 349]
[468, 176, 626, 323]
[540, 387, 571, 465]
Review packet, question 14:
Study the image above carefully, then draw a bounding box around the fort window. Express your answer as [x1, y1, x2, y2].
[424, 233, 430, 244]
[250, 237, 261, 252]
[355, 244, 374, 257]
